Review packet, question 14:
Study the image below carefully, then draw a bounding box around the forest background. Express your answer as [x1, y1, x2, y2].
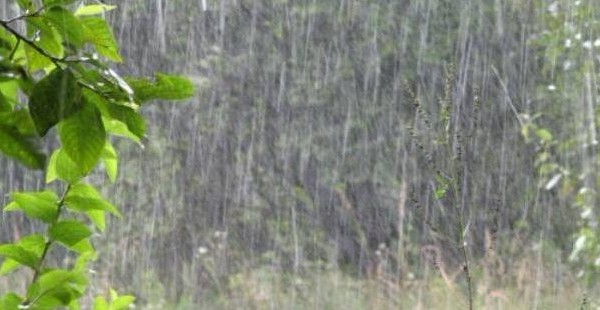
[1, 0, 600, 309]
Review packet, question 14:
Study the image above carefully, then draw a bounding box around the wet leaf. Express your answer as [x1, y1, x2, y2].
[49, 220, 92, 247]
[75, 4, 117, 16]
[80, 17, 122, 62]
[0, 125, 45, 169]
[6, 191, 59, 223]
[44, 6, 85, 47]
[59, 102, 106, 173]
[126, 73, 195, 103]
[0, 244, 39, 269]
[29, 69, 82, 136]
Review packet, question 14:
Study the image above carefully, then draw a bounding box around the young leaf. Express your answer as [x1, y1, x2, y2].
[80, 17, 122, 62]
[126, 73, 195, 103]
[93, 296, 109, 310]
[46, 148, 86, 184]
[59, 102, 106, 173]
[112, 295, 135, 310]
[102, 141, 118, 182]
[65, 183, 121, 216]
[65, 195, 120, 217]
[75, 4, 117, 16]
[6, 191, 59, 223]
[87, 210, 106, 232]
[29, 69, 82, 136]
[49, 220, 92, 247]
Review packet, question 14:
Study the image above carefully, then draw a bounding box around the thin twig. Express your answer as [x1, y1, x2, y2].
[31, 184, 72, 283]
[2, 7, 44, 24]
[0, 19, 62, 67]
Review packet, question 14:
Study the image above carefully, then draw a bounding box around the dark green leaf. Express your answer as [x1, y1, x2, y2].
[59, 102, 106, 173]
[0, 125, 45, 169]
[84, 89, 145, 139]
[44, 6, 85, 48]
[126, 73, 195, 103]
[43, 0, 78, 6]
[49, 220, 92, 247]
[29, 69, 82, 136]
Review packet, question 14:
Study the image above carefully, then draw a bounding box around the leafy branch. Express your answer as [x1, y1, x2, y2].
[0, 1, 195, 309]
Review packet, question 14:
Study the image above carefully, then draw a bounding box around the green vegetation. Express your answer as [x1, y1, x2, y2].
[0, 1, 192, 308]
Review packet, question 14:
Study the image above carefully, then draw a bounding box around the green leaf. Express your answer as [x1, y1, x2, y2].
[46, 148, 86, 184]
[0, 125, 45, 169]
[0, 293, 23, 310]
[18, 234, 47, 255]
[69, 238, 94, 254]
[59, 102, 106, 173]
[44, 0, 78, 6]
[0, 244, 39, 268]
[49, 220, 92, 247]
[44, 6, 85, 48]
[29, 68, 82, 136]
[65, 183, 120, 217]
[536, 128, 553, 142]
[16, 0, 35, 11]
[102, 142, 118, 182]
[102, 118, 142, 143]
[81, 17, 122, 62]
[84, 89, 145, 140]
[0, 109, 38, 136]
[65, 195, 120, 217]
[87, 210, 105, 232]
[75, 4, 117, 16]
[93, 296, 109, 310]
[0, 259, 21, 276]
[25, 16, 64, 70]
[0, 234, 46, 275]
[74, 250, 97, 273]
[112, 295, 135, 310]
[28, 270, 87, 307]
[127, 73, 195, 103]
[6, 191, 59, 223]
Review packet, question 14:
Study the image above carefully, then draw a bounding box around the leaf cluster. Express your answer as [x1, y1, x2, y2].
[0, 1, 194, 308]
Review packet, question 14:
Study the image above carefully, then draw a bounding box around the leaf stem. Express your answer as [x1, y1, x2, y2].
[31, 184, 71, 283]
